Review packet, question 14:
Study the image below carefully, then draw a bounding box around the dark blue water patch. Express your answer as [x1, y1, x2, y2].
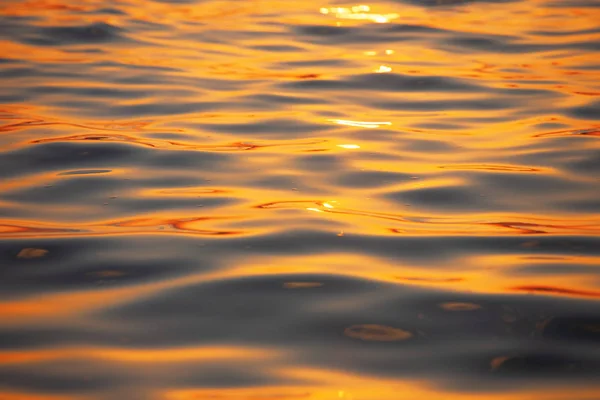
[0, 94, 29, 103]
[0, 142, 234, 179]
[0, 360, 127, 393]
[291, 23, 447, 45]
[22, 22, 131, 47]
[91, 272, 600, 383]
[395, 138, 461, 153]
[0, 142, 140, 179]
[142, 132, 201, 141]
[1, 176, 131, 204]
[445, 34, 600, 54]
[565, 63, 600, 70]
[193, 118, 335, 136]
[531, 122, 571, 131]
[0, 357, 284, 397]
[168, 364, 283, 389]
[369, 97, 520, 111]
[0, 67, 53, 80]
[0, 194, 237, 224]
[274, 59, 359, 68]
[292, 154, 347, 171]
[0, 58, 20, 64]
[246, 174, 305, 191]
[383, 23, 451, 34]
[0, 236, 225, 299]
[495, 87, 564, 97]
[0, 239, 90, 278]
[1, 258, 202, 295]
[98, 274, 403, 343]
[410, 122, 470, 130]
[528, 27, 600, 37]
[92, 60, 183, 73]
[147, 148, 237, 172]
[1, 234, 599, 389]
[442, 36, 554, 54]
[61, 47, 106, 54]
[333, 171, 413, 188]
[28, 85, 190, 100]
[0, 17, 32, 39]
[555, 198, 600, 213]
[184, 29, 278, 46]
[570, 40, 600, 51]
[547, 0, 600, 8]
[506, 263, 600, 277]
[561, 151, 600, 175]
[250, 44, 307, 52]
[385, 185, 493, 211]
[567, 100, 600, 119]
[281, 73, 487, 93]
[0, 328, 84, 350]
[241, 93, 328, 105]
[502, 141, 597, 166]
[130, 175, 214, 189]
[0, 58, 200, 89]
[222, 231, 600, 260]
[52, 99, 226, 118]
[542, 316, 600, 343]
[89, 7, 127, 15]
[0, 64, 122, 82]
[292, 24, 354, 37]
[110, 196, 238, 214]
[484, 352, 600, 378]
[473, 171, 589, 194]
[111, 74, 244, 90]
[58, 169, 113, 176]
[126, 18, 175, 32]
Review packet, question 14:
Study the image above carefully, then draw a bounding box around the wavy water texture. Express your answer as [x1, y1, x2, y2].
[1, 0, 600, 399]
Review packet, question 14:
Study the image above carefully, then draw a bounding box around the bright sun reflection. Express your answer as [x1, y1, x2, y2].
[329, 119, 391, 128]
[337, 144, 361, 149]
[375, 65, 392, 73]
[320, 5, 399, 23]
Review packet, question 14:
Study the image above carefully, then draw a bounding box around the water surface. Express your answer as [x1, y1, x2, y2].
[1, 0, 600, 399]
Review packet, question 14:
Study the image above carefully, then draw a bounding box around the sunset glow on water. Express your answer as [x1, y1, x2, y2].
[0, 0, 599, 399]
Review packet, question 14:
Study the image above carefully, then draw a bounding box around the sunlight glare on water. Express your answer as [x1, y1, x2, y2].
[0, 0, 600, 399]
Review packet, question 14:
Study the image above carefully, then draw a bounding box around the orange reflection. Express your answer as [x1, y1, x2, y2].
[165, 367, 600, 400]
[0, 0, 599, 399]
[0, 346, 279, 365]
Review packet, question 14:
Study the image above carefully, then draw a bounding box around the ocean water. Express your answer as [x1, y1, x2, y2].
[1, 0, 600, 399]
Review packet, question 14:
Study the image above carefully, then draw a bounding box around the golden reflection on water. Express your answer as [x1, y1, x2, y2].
[320, 4, 400, 23]
[1, 0, 600, 399]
